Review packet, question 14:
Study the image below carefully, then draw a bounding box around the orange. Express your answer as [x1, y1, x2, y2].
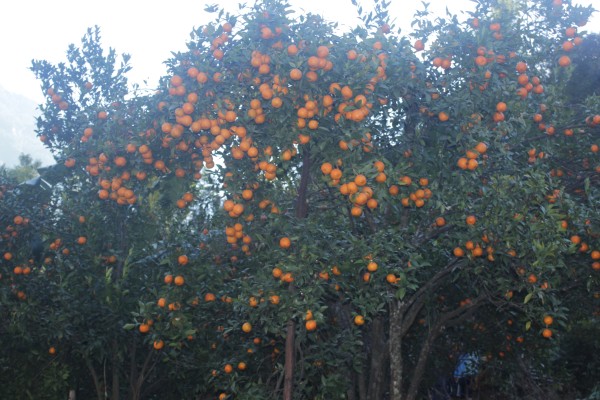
[465, 215, 476, 225]
[272, 267, 283, 278]
[543, 315, 553, 326]
[153, 340, 164, 350]
[475, 142, 488, 154]
[178, 255, 189, 265]
[305, 320, 317, 331]
[354, 315, 365, 326]
[558, 55, 571, 67]
[541, 328, 552, 338]
[242, 322, 252, 333]
[354, 174, 367, 186]
[205, 293, 216, 302]
[321, 162, 333, 175]
[316, 45, 329, 58]
[174, 275, 185, 286]
[367, 261, 378, 272]
[279, 237, 291, 249]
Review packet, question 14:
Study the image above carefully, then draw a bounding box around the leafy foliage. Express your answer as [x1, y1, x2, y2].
[1, 0, 599, 399]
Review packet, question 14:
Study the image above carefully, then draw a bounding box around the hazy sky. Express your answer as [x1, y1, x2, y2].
[1, 0, 597, 102]
[0, 0, 476, 103]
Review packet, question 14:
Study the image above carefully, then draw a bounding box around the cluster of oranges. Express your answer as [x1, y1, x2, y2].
[457, 142, 488, 171]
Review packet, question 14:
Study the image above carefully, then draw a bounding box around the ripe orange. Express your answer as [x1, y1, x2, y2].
[354, 315, 365, 326]
[316, 45, 329, 58]
[367, 261, 378, 272]
[205, 293, 216, 302]
[542, 328, 552, 338]
[465, 215, 477, 225]
[242, 322, 252, 333]
[543, 315, 553, 326]
[475, 142, 488, 154]
[279, 237, 291, 249]
[558, 55, 571, 67]
[289, 68, 302, 81]
[139, 323, 150, 333]
[438, 111, 449, 122]
[178, 255, 189, 265]
[153, 340, 164, 350]
[305, 319, 317, 331]
[174, 275, 185, 286]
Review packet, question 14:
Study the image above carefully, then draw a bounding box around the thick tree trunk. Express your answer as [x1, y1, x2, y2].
[283, 319, 296, 400]
[389, 300, 404, 400]
[68, 389, 76, 400]
[405, 327, 440, 400]
[85, 360, 104, 400]
[367, 316, 388, 400]
[283, 148, 311, 400]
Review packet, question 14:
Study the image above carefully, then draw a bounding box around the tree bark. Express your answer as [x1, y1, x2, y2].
[68, 389, 76, 400]
[283, 148, 311, 400]
[405, 326, 441, 400]
[283, 319, 296, 400]
[367, 316, 388, 400]
[405, 294, 488, 400]
[389, 300, 404, 400]
[111, 340, 120, 400]
[85, 360, 104, 400]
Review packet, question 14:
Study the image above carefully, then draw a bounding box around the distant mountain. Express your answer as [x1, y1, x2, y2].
[0, 86, 54, 168]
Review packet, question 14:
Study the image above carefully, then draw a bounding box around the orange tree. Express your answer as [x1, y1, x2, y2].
[1, 28, 218, 399]
[132, 0, 599, 398]
[1, 0, 600, 399]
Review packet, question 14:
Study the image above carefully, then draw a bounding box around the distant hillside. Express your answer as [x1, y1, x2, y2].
[0, 86, 54, 167]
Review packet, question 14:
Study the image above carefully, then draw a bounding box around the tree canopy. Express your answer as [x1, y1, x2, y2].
[1, 0, 600, 399]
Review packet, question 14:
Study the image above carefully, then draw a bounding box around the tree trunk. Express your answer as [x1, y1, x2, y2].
[111, 340, 120, 400]
[367, 316, 388, 400]
[68, 389, 76, 400]
[283, 319, 296, 400]
[283, 148, 311, 400]
[86, 360, 104, 400]
[389, 300, 404, 400]
[405, 327, 440, 400]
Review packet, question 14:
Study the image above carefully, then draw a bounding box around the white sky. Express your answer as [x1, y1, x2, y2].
[1, 0, 597, 103]
[0, 0, 597, 166]
[0, 0, 475, 104]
